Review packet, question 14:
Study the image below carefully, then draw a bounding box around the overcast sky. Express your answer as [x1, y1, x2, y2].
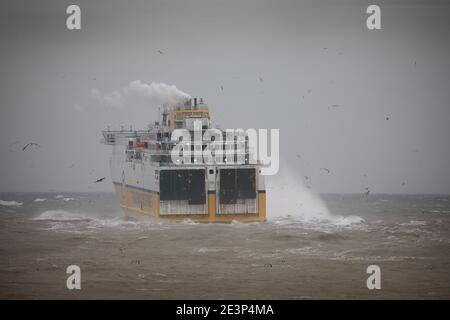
[1, 0, 449, 193]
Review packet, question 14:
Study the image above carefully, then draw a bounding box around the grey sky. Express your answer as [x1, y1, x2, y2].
[1, 0, 449, 193]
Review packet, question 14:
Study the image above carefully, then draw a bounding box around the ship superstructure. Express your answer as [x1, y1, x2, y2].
[101, 98, 266, 222]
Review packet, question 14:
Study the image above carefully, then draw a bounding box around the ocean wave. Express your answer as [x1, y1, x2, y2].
[33, 198, 47, 203]
[400, 220, 427, 227]
[0, 200, 23, 207]
[32, 210, 171, 233]
[267, 213, 365, 232]
[197, 247, 225, 253]
[331, 215, 365, 226]
[33, 210, 92, 221]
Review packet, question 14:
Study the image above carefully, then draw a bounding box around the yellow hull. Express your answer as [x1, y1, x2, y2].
[114, 184, 266, 223]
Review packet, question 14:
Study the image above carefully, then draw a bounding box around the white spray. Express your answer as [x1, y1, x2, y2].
[266, 168, 332, 221]
[266, 166, 364, 226]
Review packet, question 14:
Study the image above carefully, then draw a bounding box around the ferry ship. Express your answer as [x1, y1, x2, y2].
[101, 98, 266, 222]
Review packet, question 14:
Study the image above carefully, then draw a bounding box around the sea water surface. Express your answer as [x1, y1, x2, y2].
[0, 192, 449, 299]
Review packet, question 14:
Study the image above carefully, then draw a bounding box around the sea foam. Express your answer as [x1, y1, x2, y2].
[0, 200, 23, 207]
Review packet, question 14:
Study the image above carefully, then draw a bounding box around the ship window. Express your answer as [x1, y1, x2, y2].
[209, 169, 214, 174]
[175, 121, 183, 129]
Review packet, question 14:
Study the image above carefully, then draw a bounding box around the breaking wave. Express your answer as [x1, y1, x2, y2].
[0, 200, 23, 207]
[266, 168, 364, 229]
[32, 210, 171, 233]
[33, 210, 92, 221]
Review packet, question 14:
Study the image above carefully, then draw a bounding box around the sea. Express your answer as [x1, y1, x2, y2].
[0, 192, 449, 299]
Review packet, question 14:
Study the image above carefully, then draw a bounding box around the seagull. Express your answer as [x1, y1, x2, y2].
[95, 177, 106, 183]
[386, 116, 390, 121]
[401, 181, 406, 186]
[320, 167, 330, 174]
[22, 142, 41, 151]
[220, 85, 224, 91]
[157, 50, 164, 54]
[258, 76, 263, 82]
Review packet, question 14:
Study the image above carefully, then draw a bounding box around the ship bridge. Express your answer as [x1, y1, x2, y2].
[168, 97, 211, 131]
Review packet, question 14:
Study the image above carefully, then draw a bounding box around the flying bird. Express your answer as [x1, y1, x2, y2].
[22, 142, 41, 151]
[320, 167, 330, 174]
[157, 50, 164, 54]
[258, 76, 263, 82]
[95, 177, 106, 183]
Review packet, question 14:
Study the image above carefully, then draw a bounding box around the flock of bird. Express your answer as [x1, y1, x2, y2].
[9, 141, 106, 184]
[11, 47, 413, 193]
